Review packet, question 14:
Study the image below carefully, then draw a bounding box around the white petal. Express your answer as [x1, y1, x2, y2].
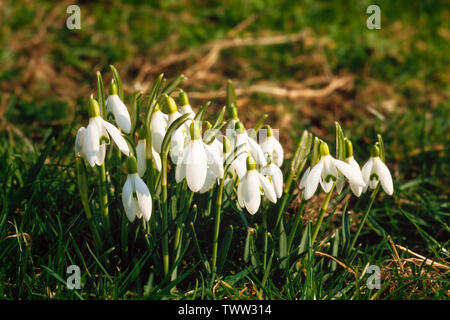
[231, 155, 247, 179]
[304, 159, 324, 200]
[136, 139, 147, 177]
[320, 174, 334, 193]
[237, 175, 246, 208]
[243, 170, 261, 215]
[132, 174, 152, 221]
[84, 120, 100, 167]
[102, 120, 130, 156]
[271, 137, 284, 167]
[335, 176, 345, 194]
[361, 158, 374, 185]
[204, 143, 224, 179]
[332, 158, 365, 187]
[122, 176, 136, 222]
[247, 135, 267, 167]
[150, 110, 167, 153]
[175, 148, 188, 183]
[151, 147, 162, 172]
[185, 140, 207, 192]
[75, 127, 86, 156]
[199, 168, 217, 194]
[374, 157, 393, 195]
[169, 126, 187, 163]
[168, 111, 182, 127]
[299, 167, 310, 190]
[106, 95, 131, 134]
[92, 116, 109, 141]
[257, 172, 277, 203]
[349, 183, 363, 197]
[180, 104, 195, 119]
[272, 165, 284, 198]
[95, 143, 106, 166]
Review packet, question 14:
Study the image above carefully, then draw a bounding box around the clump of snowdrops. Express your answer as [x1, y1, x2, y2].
[75, 66, 394, 288]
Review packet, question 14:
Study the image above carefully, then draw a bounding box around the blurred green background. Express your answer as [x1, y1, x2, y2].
[1, 0, 448, 144]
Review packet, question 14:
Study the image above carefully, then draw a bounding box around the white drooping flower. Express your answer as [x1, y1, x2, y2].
[198, 136, 228, 194]
[164, 95, 189, 164]
[335, 139, 363, 197]
[303, 142, 365, 200]
[361, 144, 394, 195]
[175, 121, 208, 192]
[237, 154, 277, 215]
[229, 121, 267, 178]
[122, 156, 152, 222]
[149, 104, 167, 154]
[79, 98, 130, 167]
[136, 131, 161, 177]
[105, 81, 131, 134]
[259, 125, 284, 167]
[260, 156, 284, 199]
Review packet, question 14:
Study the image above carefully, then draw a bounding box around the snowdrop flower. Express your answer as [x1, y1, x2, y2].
[303, 141, 365, 200]
[106, 80, 131, 134]
[260, 125, 284, 167]
[178, 91, 195, 119]
[260, 155, 284, 199]
[198, 136, 228, 194]
[164, 95, 189, 163]
[229, 121, 267, 178]
[336, 139, 364, 197]
[80, 98, 130, 167]
[237, 154, 277, 215]
[175, 121, 208, 192]
[149, 104, 167, 154]
[122, 156, 152, 222]
[361, 144, 394, 195]
[136, 128, 161, 177]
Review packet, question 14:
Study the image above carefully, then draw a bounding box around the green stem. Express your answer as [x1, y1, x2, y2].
[286, 199, 306, 254]
[161, 156, 169, 276]
[212, 178, 225, 272]
[349, 183, 380, 251]
[311, 184, 335, 245]
[98, 163, 112, 245]
[262, 209, 268, 270]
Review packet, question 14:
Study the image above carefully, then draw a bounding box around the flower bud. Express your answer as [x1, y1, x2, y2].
[235, 121, 245, 134]
[164, 94, 178, 114]
[246, 153, 257, 171]
[228, 105, 238, 120]
[345, 138, 353, 158]
[109, 79, 118, 95]
[370, 143, 380, 157]
[189, 121, 201, 140]
[88, 97, 101, 118]
[319, 141, 330, 156]
[127, 155, 138, 174]
[178, 90, 189, 106]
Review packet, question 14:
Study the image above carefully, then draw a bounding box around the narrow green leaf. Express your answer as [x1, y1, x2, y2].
[110, 65, 124, 100]
[217, 225, 233, 274]
[96, 71, 106, 118]
[335, 122, 346, 160]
